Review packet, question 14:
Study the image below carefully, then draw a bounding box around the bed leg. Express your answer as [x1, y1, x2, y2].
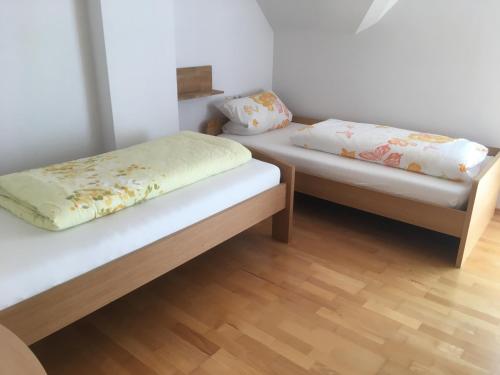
[273, 207, 293, 243]
[273, 171, 295, 243]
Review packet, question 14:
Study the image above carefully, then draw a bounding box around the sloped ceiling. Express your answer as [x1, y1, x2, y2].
[256, 0, 399, 33]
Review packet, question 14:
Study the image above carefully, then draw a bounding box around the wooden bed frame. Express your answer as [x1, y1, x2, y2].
[0, 152, 295, 346]
[207, 116, 500, 268]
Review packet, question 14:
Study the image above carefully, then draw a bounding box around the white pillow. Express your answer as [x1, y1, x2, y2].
[222, 121, 268, 136]
[219, 91, 293, 135]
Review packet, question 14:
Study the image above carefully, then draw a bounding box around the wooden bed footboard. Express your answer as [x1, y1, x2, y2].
[456, 152, 500, 267]
[0, 158, 294, 345]
[250, 148, 295, 243]
[206, 120, 295, 242]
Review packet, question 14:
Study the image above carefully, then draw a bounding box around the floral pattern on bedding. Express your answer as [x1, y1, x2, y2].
[0, 132, 252, 231]
[290, 119, 489, 182]
[220, 91, 293, 135]
[38, 153, 163, 218]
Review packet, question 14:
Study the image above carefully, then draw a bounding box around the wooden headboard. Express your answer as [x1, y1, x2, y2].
[206, 117, 226, 136]
[205, 115, 319, 136]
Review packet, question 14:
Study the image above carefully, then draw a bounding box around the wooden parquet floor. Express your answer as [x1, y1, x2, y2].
[31, 195, 500, 375]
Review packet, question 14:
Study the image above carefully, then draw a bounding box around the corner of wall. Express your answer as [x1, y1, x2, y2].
[85, 0, 116, 151]
[174, 0, 274, 132]
[85, 0, 179, 150]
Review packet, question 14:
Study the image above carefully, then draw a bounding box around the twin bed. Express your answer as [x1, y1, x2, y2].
[213, 116, 500, 269]
[0, 143, 294, 345]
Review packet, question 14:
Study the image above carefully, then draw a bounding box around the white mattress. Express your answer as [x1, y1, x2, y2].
[221, 123, 483, 210]
[0, 159, 280, 310]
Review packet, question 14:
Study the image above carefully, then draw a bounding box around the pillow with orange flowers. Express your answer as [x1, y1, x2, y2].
[219, 91, 293, 135]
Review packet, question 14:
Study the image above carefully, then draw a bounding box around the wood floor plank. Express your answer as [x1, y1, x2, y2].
[31, 195, 500, 374]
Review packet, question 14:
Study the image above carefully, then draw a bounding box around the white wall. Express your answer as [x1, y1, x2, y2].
[273, 0, 500, 148]
[0, 0, 103, 175]
[1, 0, 269, 174]
[99, 0, 179, 148]
[0, 0, 180, 175]
[175, 0, 274, 132]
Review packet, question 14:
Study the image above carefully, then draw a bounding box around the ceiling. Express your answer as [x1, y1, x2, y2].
[255, 0, 400, 34]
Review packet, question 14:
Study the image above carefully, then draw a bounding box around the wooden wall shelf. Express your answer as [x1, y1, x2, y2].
[178, 89, 224, 101]
[177, 65, 223, 101]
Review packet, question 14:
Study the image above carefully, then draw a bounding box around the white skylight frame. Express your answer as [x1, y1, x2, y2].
[357, 0, 400, 33]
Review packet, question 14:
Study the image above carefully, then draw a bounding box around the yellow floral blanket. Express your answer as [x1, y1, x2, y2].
[0, 132, 251, 231]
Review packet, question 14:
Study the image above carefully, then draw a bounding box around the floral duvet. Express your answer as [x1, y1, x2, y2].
[0, 132, 251, 231]
[291, 119, 488, 182]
